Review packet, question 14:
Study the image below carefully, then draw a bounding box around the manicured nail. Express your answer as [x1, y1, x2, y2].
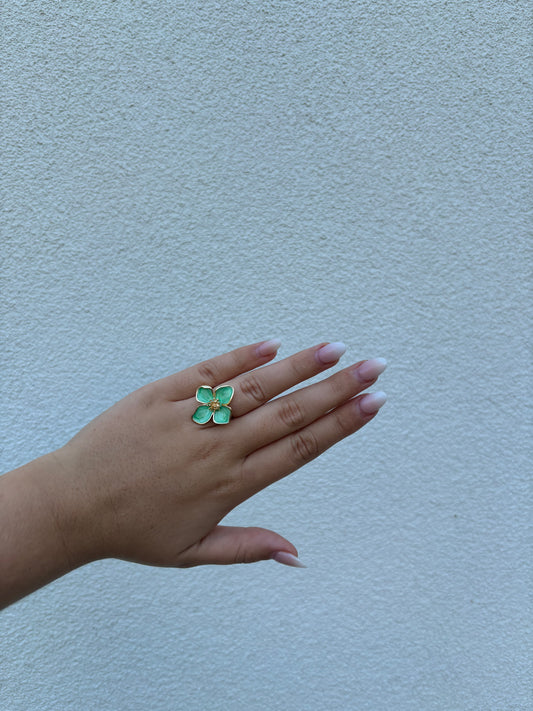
[257, 339, 282, 356]
[316, 342, 346, 365]
[359, 391, 387, 414]
[356, 357, 387, 382]
[272, 551, 307, 568]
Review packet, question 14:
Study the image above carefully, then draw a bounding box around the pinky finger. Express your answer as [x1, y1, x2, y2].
[242, 391, 387, 493]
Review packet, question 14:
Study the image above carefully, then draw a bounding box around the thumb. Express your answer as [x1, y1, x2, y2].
[177, 525, 305, 568]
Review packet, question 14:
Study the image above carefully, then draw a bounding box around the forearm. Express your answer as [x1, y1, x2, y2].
[0, 450, 90, 609]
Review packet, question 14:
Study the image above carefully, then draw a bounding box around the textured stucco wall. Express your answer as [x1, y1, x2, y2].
[1, 2, 530, 710]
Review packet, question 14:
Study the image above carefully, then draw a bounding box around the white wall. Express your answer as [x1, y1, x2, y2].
[1, 2, 530, 709]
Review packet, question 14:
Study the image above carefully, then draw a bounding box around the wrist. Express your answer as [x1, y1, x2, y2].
[0, 449, 99, 608]
[44, 446, 102, 569]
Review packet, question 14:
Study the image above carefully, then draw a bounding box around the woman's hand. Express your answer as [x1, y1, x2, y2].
[0, 340, 387, 607]
[55, 339, 387, 570]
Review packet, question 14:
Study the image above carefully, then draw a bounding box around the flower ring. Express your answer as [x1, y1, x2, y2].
[192, 385, 234, 425]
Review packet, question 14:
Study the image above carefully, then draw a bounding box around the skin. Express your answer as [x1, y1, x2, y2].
[0, 341, 386, 609]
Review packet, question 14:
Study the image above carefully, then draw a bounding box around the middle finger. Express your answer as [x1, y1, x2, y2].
[234, 357, 387, 452]
[225, 342, 348, 418]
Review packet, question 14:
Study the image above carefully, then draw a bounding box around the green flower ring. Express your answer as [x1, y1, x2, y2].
[192, 385, 235, 425]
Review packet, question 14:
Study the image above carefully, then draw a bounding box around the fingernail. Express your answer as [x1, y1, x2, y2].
[257, 339, 282, 356]
[359, 391, 387, 414]
[316, 342, 346, 364]
[272, 551, 307, 568]
[356, 357, 387, 382]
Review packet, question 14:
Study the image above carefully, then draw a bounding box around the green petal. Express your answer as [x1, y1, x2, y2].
[214, 386, 234, 405]
[213, 405, 232, 424]
[192, 405, 213, 424]
[196, 386, 214, 403]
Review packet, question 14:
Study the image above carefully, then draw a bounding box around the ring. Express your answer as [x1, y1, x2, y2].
[192, 385, 234, 425]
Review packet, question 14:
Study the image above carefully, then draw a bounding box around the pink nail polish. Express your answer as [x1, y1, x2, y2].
[359, 391, 387, 414]
[257, 339, 282, 356]
[271, 551, 307, 568]
[316, 342, 346, 365]
[356, 357, 387, 382]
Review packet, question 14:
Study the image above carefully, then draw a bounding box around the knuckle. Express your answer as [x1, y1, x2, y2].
[290, 430, 320, 463]
[212, 458, 249, 502]
[240, 527, 266, 564]
[279, 399, 306, 429]
[233, 528, 260, 564]
[133, 383, 160, 408]
[239, 373, 267, 404]
[332, 370, 352, 396]
[196, 361, 219, 386]
[194, 434, 223, 462]
[333, 406, 357, 437]
[289, 355, 311, 380]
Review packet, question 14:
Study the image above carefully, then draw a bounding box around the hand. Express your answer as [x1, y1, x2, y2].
[53, 340, 387, 570]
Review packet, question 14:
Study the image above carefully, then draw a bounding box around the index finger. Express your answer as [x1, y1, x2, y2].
[153, 339, 282, 401]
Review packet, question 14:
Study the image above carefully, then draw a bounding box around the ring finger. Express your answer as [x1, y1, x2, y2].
[234, 357, 387, 452]
[240, 389, 387, 495]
